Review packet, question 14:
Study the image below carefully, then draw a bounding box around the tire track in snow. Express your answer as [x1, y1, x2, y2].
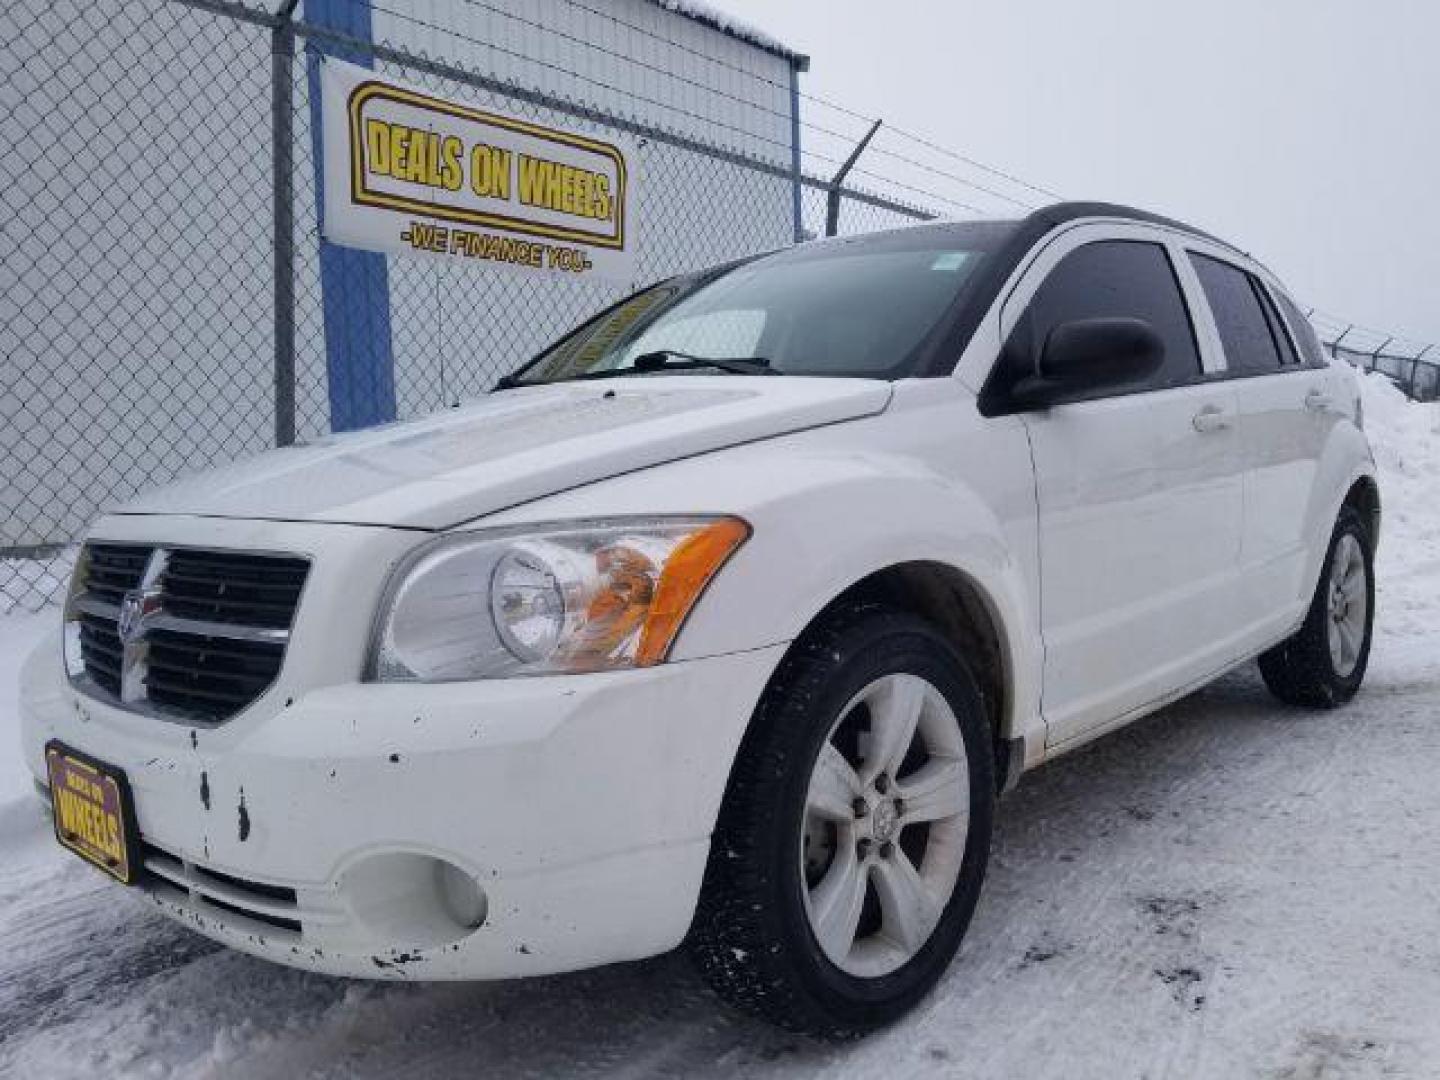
[4, 654, 1440, 1078]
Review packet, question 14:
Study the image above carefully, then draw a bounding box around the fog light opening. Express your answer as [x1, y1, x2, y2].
[436, 860, 488, 931]
[340, 851, 490, 948]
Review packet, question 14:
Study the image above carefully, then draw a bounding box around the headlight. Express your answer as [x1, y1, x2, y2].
[369, 516, 750, 681]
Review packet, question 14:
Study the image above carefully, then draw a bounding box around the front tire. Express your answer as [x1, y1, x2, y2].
[689, 603, 995, 1038]
[1258, 506, 1375, 707]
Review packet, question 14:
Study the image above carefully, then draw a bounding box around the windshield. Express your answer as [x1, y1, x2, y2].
[510, 222, 1017, 385]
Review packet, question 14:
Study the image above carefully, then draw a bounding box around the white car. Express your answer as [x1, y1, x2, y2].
[20, 202, 1378, 1037]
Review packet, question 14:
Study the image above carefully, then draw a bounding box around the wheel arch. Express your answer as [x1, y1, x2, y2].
[1343, 473, 1381, 552]
[780, 559, 1020, 793]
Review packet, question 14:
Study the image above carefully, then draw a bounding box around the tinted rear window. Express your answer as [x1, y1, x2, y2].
[1190, 253, 1284, 375]
[1272, 289, 1328, 367]
[1254, 283, 1300, 366]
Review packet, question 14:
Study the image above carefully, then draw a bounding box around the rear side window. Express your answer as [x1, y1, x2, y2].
[1254, 284, 1300, 366]
[1008, 240, 1202, 394]
[1272, 289, 1328, 367]
[1189, 253, 1284, 375]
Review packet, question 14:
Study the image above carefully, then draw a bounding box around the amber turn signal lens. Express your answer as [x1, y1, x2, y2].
[635, 517, 750, 666]
[559, 542, 659, 667]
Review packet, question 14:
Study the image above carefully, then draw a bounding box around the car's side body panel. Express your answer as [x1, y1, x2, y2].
[964, 213, 1376, 756]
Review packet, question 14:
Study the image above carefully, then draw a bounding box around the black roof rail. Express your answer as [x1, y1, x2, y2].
[1021, 201, 1249, 258]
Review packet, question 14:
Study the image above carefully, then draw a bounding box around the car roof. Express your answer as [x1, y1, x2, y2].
[1017, 201, 1245, 254]
[784, 203, 1269, 379]
[811, 201, 1247, 260]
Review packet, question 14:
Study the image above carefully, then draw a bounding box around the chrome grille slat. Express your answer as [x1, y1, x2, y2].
[74, 595, 121, 620]
[145, 670, 273, 704]
[146, 612, 289, 644]
[144, 661, 276, 693]
[79, 636, 123, 665]
[71, 543, 308, 724]
[148, 631, 286, 669]
[80, 637, 122, 663]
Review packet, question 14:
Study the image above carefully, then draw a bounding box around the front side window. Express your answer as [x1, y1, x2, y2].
[1189, 253, 1284, 375]
[1001, 240, 1202, 396]
[511, 222, 1019, 385]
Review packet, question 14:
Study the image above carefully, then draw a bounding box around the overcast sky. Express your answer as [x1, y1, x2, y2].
[712, 0, 1440, 347]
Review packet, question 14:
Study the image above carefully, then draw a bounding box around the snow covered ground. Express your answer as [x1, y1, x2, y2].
[2, 371, 1438, 1079]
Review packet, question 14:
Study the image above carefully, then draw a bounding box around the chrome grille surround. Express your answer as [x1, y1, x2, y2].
[66, 543, 310, 725]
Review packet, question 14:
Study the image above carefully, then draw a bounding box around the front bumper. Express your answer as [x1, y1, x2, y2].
[21, 626, 785, 980]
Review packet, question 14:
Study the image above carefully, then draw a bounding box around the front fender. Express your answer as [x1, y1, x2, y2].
[477, 417, 1043, 751]
[683, 457, 1036, 694]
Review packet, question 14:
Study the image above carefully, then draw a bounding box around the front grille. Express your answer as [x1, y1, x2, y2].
[85, 543, 151, 603]
[145, 628, 288, 716]
[71, 543, 309, 723]
[78, 610, 124, 696]
[161, 549, 309, 630]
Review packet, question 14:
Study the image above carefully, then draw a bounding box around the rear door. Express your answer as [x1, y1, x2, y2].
[1185, 250, 1339, 641]
[999, 227, 1245, 746]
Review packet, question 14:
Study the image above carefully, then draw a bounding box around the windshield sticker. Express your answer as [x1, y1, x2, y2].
[930, 252, 973, 272]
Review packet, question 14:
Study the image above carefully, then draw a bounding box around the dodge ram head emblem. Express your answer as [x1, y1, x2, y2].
[117, 588, 161, 645]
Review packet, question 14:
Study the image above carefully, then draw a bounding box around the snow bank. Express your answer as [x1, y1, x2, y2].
[0, 610, 48, 808]
[1356, 369, 1440, 643]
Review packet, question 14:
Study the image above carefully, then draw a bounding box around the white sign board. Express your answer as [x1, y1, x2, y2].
[321, 59, 636, 282]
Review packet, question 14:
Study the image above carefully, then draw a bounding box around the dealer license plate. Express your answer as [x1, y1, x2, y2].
[45, 741, 140, 885]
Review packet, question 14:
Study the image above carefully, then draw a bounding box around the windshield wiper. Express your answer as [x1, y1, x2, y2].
[631, 350, 779, 376]
[492, 350, 777, 391]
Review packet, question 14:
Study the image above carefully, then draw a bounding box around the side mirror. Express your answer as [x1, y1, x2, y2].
[1008, 317, 1165, 411]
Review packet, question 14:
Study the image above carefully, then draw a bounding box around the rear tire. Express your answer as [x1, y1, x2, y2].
[688, 602, 995, 1039]
[1258, 506, 1374, 708]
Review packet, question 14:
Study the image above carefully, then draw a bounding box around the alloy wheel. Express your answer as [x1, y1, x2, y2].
[800, 672, 969, 978]
[1326, 532, 1368, 678]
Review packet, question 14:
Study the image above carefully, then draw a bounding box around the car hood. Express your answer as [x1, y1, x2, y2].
[115, 376, 893, 530]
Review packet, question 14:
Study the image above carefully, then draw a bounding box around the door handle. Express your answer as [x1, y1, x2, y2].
[1304, 389, 1334, 412]
[1192, 405, 1232, 433]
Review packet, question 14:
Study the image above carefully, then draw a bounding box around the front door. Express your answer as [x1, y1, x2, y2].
[1003, 237, 1246, 746]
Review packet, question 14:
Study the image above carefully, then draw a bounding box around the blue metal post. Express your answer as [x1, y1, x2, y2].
[303, 0, 396, 432]
[788, 63, 803, 244]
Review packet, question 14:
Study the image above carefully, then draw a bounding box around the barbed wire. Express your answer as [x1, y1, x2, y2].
[1309, 308, 1435, 355]
[844, 164, 987, 216]
[364, 0, 814, 166]
[457, 0, 1059, 212]
[389, 0, 1043, 215]
[3, 0, 1433, 619]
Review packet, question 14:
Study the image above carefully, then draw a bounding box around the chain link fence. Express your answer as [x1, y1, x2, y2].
[2, 0, 935, 612]
[1308, 313, 1440, 402]
[7, 0, 1429, 614]
[3, 0, 279, 611]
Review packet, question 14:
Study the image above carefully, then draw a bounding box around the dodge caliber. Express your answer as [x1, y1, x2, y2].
[20, 202, 1379, 1036]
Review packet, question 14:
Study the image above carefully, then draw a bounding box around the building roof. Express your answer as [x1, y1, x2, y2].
[644, 1, 809, 69]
